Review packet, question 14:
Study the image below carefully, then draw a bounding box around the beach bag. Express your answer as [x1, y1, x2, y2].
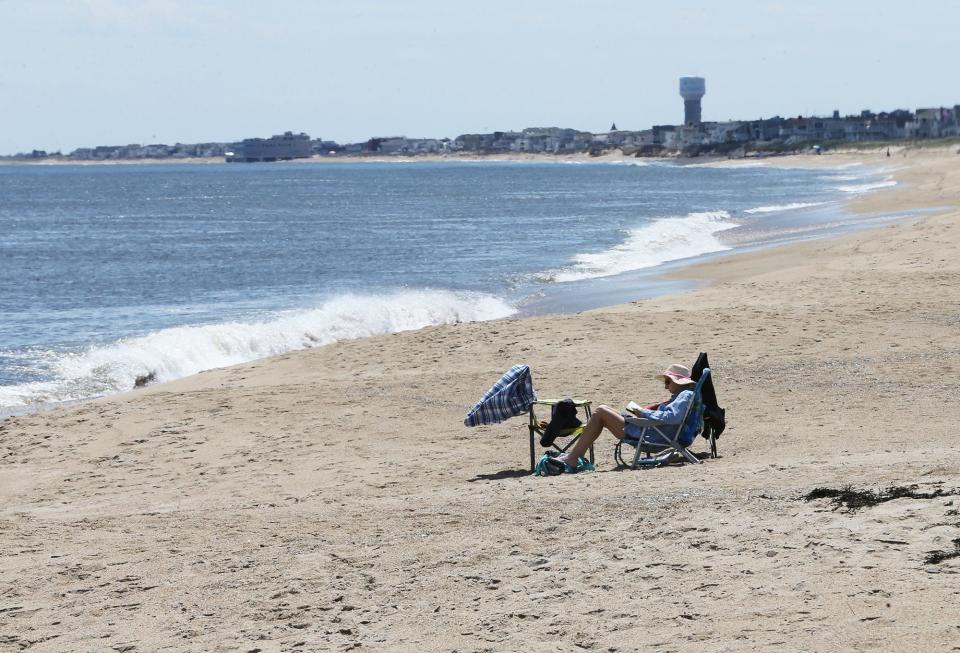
[533, 452, 595, 476]
[534, 453, 566, 476]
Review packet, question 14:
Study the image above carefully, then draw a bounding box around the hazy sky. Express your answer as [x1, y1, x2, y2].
[2, 0, 958, 154]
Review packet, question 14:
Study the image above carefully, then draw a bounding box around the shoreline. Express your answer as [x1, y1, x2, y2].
[0, 142, 911, 167]
[0, 153, 925, 417]
[0, 155, 903, 417]
[2, 146, 960, 650]
[0, 151, 651, 166]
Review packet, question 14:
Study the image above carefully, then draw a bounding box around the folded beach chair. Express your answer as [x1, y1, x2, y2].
[527, 399, 594, 472]
[613, 369, 710, 469]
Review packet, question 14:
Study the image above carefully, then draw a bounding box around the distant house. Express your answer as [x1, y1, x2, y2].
[644, 125, 676, 147]
[227, 132, 312, 162]
[677, 124, 709, 145]
[907, 108, 956, 138]
[376, 137, 408, 154]
[707, 121, 751, 144]
[313, 140, 341, 154]
[413, 138, 447, 153]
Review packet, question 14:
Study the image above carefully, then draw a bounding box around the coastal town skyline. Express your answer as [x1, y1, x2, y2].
[6, 91, 958, 162]
[2, 1, 959, 154]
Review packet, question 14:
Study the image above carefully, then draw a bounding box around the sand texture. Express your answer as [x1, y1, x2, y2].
[2, 147, 960, 652]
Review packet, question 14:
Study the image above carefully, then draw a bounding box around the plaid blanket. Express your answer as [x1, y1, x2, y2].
[463, 364, 537, 427]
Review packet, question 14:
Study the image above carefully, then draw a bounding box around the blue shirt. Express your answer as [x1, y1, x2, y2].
[624, 389, 695, 446]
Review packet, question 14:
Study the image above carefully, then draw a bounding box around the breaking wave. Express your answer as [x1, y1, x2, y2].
[546, 211, 738, 283]
[0, 289, 516, 409]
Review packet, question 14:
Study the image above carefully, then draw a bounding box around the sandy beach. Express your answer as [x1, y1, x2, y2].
[2, 147, 960, 651]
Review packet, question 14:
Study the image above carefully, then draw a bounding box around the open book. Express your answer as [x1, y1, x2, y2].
[624, 400, 645, 417]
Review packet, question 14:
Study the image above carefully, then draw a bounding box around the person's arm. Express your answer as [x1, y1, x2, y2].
[638, 390, 693, 424]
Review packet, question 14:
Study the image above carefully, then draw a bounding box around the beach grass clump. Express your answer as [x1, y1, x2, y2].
[804, 485, 954, 511]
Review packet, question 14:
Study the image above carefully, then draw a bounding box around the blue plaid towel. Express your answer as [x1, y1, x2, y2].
[464, 364, 537, 427]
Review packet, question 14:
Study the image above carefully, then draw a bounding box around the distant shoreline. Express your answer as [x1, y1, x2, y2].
[0, 156, 225, 166]
[0, 151, 643, 166]
[0, 145, 903, 167]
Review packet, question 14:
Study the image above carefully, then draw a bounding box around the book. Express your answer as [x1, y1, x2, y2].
[624, 400, 644, 417]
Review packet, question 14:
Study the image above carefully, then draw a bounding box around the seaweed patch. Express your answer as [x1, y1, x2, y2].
[804, 485, 957, 512]
[925, 538, 960, 565]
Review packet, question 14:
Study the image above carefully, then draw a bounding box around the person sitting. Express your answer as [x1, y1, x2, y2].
[556, 363, 697, 472]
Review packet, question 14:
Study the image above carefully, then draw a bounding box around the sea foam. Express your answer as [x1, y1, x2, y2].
[595, 159, 651, 167]
[549, 211, 738, 283]
[743, 201, 826, 214]
[819, 174, 860, 181]
[0, 289, 515, 409]
[835, 179, 897, 193]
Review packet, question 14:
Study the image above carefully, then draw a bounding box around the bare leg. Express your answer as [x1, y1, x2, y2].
[563, 404, 625, 462]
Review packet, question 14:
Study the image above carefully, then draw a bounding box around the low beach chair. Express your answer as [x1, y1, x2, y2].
[527, 399, 594, 472]
[613, 369, 710, 469]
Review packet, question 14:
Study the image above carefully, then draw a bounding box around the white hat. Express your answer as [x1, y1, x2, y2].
[657, 363, 695, 386]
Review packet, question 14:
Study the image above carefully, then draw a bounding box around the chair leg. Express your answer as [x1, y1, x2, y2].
[678, 447, 701, 464]
[584, 405, 594, 465]
[631, 435, 644, 469]
[528, 417, 537, 472]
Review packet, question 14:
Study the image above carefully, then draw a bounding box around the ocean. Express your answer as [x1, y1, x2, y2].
[0, 158, 898, 412]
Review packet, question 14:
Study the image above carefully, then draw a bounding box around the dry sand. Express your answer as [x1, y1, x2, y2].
[2, 147, 960, 652]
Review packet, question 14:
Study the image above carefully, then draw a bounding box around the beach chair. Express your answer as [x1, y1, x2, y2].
[692, 352, 725, 459]
[613, 369, 710, 469]
[527, 399, 594, 472]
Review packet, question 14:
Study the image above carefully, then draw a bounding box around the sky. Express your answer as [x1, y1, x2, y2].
[1, 0, 958, 154]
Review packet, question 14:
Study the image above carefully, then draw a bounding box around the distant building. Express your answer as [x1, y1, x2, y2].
[908, 108, 955, 139]
[227, 132, 312, 162]
[312, 139, 340, 154]
[377, 137, 409, 154]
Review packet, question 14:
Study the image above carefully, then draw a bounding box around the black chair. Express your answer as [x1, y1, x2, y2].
[526, 399, 594, 472]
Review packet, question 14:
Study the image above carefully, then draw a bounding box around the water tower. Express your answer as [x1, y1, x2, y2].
[679, 76, 706, 125]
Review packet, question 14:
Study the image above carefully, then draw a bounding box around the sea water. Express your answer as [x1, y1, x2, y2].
[0, 159, 897, 411]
